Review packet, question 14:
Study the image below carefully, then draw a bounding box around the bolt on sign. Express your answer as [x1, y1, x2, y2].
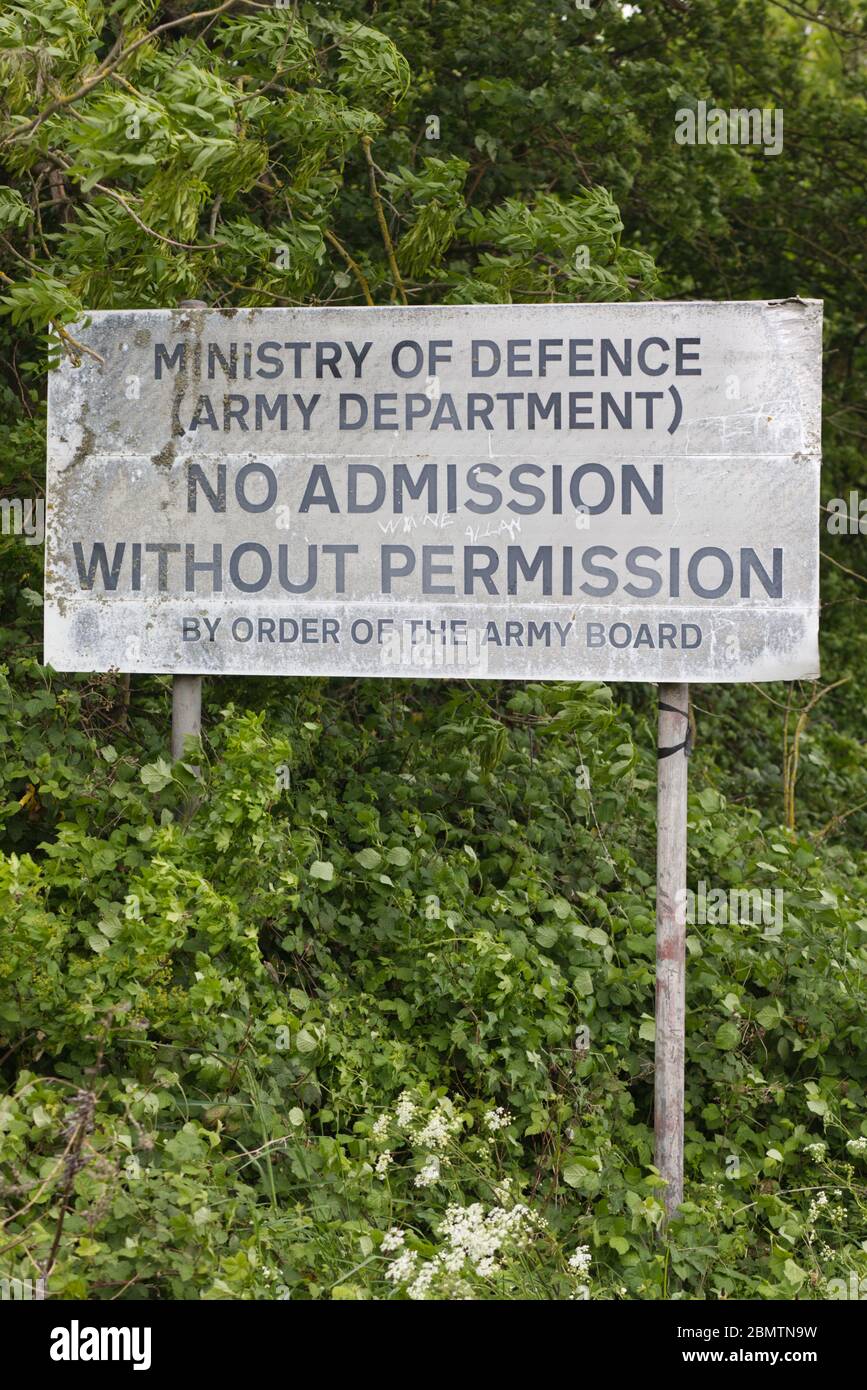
[45, 301, 822, 680]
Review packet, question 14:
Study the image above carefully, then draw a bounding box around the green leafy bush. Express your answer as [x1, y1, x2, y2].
[1, 0, 866, 1300]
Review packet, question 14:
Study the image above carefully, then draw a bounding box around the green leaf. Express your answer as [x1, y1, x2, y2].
[309, 860, 334, 881]
[783, 1259, 807, 1288]
[757, 1005, 781, 1029]
[140, 758, 174, 791]
[715, 1021, 740, 1051]
[562, 1163, 586, 1189]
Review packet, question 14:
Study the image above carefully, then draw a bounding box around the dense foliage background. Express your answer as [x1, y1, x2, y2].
[1, 0, 866, 1300]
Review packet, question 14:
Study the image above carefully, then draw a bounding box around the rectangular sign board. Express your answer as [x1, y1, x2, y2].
[45, 300, 822, 680]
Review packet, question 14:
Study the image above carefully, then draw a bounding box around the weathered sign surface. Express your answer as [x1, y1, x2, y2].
[45, 300, 822, 679]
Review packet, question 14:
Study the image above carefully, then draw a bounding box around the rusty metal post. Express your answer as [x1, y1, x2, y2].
[655, 682, 690, 1221]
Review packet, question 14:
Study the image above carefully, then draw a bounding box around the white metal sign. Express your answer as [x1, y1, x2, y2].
[45, 300, 822, 680]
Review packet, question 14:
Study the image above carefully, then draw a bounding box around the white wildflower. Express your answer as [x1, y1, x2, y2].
[808, 1190, 829, 1225]
[395, 1092, 417, 1128]
[436, 1201, 542, 1279]
[805, 1141, 826, 1160]
[374, 1150, 393, 1177]
[384, 1197, 546, 1300]
[381, 1227, 404, 1253]
[371, 1113, 390, 1141]
[415, 1156, 441, 1188]
[415, 1099, 460, 1150]
[416, 1113, 451, 1149]
[484, 1106, 512, 1133]
[568, 1244, 591, 1277]
[385, 1249, 418, 1284]
[407, 1263, 437, 1300]
[439, 1247, 466, 1274]
[846, 1136, 867, 1154]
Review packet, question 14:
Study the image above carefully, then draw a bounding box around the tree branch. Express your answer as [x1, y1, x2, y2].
[361, 135, 407, 306]
[2, 0, 242, 149]
[324, 228, 374, 306]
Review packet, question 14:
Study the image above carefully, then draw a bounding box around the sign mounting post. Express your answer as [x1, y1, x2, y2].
[170, 299, 207, 765]
[655, 681, 690, 1220]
